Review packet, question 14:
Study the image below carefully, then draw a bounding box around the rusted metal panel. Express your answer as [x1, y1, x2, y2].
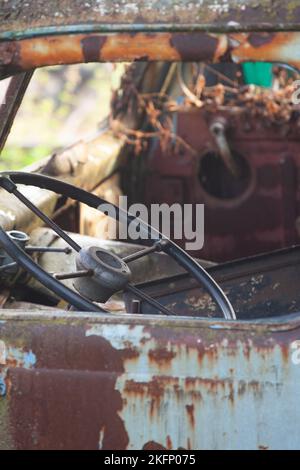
[126, 246, 300, 320]
[2, 31, 300, 76]
[231, 32, 300, 67]
[142, 106, 300, 262]
[0, 0, 300, 37]
[0, 32, 228, 76]
[0, 311, 300, 450]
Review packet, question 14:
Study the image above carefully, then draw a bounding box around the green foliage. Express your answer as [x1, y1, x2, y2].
[0, 145, 53, 171]
[0, 63, 125, 171]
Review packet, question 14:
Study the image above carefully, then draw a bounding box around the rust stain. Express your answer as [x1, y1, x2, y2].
[166, 435, 172, 450]
[148, 348, 177, 365]
[123, 376, 188, 419]
[1, 320, 299, 449]
[21, 34, 84, 68]
[228, 381, 235, 405]
[247, 380, 262, 397]
[0, 33, 180, 70]
[124, 379, 147, 397]
[100, 33, 180, 61]
[184, 376, 270, 401]
[0, 31, 230, 71]
[4, 324, 130, 450]
[2, 30, 300, 72]
[247, 33, 277, 48]
[120, 347, 140, 361]
[0, 41, 20, 66]
[124, 377, 165, 418]
[231, 32, 300, 67]
[197, 344, 218, 365]
[81, 35, 107, 62]
[185, 404, 195, 428]
[279, 344, 290, 364]
[142, 440, 187, 451]
[143, 441, 167, 450]
[170, 32, 227, 62]
[124, 378, 164, 398]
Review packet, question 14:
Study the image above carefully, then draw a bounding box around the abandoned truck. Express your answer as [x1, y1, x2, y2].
[1, 0, 300, 450]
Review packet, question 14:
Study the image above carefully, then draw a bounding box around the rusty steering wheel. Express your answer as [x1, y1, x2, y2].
[0, 172, 236, 320]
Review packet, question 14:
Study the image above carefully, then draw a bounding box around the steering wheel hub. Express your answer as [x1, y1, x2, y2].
[0, 172, 236, 319]
[74, 246, 132, 303]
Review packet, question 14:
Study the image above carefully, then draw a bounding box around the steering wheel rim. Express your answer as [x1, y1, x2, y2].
[0, 171, 236, 319]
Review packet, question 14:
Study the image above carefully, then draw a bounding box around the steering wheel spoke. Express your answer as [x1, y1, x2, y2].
[122, 239, 169, 264]
[0, 171, 236, 319]
[126, 283, 174, 316]
[0, 176, 81, 252]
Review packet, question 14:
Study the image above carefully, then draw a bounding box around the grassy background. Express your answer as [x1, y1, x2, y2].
[0, 63, 125, 170]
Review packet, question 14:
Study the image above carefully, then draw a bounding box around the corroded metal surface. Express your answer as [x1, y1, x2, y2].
[0, 0, 300, 37]
[127, 246, 300, 320]
[0, 311, 300, 449]
[142, 103, 300, 262]
[231, 31, 300, 66]
[2, 31, 300, 76]
[0, 32, 228, 76]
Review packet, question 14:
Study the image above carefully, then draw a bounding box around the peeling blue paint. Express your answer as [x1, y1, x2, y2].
[0, 377, 6, 397]
[7, 348, 36, 369]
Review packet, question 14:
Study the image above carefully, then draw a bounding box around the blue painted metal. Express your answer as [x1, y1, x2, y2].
[0, 311, 299, 449]
[0, 377, 6, 397]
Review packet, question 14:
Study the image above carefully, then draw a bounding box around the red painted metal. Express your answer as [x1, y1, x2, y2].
[143, 109, 300, 262]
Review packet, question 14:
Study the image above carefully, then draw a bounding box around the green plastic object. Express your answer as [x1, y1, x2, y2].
[242, 62, 273, 88]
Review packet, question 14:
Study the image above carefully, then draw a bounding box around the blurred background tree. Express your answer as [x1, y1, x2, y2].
[0, 63, 125, 170]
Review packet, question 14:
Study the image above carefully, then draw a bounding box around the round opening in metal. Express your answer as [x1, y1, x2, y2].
[96, 250, 122, 269]
[8, 230, 29, 242]
[198, 151, 251, 200]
